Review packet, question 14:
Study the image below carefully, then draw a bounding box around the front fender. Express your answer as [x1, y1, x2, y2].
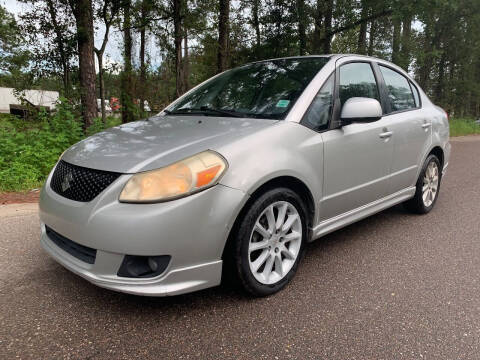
[217, 122, 324, 223]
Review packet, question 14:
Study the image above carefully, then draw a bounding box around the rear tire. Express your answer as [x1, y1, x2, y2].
[230, 188, 307, 297]
[404, 154, 442, 214]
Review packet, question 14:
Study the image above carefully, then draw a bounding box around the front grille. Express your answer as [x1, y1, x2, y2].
[46, 226, 97, 264]
[50, 160, 121, 202]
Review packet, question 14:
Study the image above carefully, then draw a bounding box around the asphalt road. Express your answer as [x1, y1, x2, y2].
[1, 136, 479, 359]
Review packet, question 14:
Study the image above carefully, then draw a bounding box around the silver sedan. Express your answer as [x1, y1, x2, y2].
[39, 55, 450, 296]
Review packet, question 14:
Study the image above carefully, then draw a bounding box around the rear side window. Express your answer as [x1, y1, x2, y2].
[339, 62, 379, 105]
[410, 81, 421, 107]
[302, 74, 334, 131]
[379, 65, 416, 112]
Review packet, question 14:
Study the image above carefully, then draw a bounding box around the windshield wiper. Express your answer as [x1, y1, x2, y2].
[163, 109, 200, 115]
[164, 107, 244, 118]
[198, 106, 244, 118]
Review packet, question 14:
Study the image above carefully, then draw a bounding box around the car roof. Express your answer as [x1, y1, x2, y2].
[247, 54, 413, 81]
[248, 55, 331, 64]
[246, 54, 401, 70]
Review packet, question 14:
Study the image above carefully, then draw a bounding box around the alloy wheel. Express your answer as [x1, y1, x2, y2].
[248, 201, 302, 285]
[422, 161, 439, 207]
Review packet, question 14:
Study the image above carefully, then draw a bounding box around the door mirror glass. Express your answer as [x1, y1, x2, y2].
[340, 97, 382, 124]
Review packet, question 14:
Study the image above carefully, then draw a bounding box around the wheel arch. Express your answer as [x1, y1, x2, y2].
[428, 145, 444, 169]
[221, 175, 316, 262]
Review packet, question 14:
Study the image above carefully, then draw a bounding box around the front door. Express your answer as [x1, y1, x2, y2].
[320, 61, 394, 221]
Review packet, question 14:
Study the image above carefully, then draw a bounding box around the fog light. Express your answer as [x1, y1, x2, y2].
[117, 255, 171, 278]
[148, 257, 159, 272]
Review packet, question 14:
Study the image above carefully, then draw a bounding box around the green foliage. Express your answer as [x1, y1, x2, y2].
[0, 98, 123, 192]
[85, 116, 121, 136]
[85, 117, 106, 136]
[0, 100, 82, 192]
[449, 118, 480, 137]
[0, 5, 28, 70]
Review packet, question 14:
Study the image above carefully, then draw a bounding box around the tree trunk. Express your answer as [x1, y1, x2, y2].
[357, 1, 368, 55]
[327, 8, 393, 38]
[96, 52, 106, 124]
[183, 33, 190, 91]
[392, 17, 401, 64]
[434, 49, 446, 103]
[296, 0, 306, 56]
[47, 0, 70, 96]
[139, 1, 147, 113]
[121, 0, 135, 123]
[312, 0, 323, 53]
[93, 1, 119, 124]
[323, 0, 333, 54]
[273, 4, 282, 56]
[418, 21, 437, 91]
[400, 15, 412, 70]
[217, 0, 230, 73]
[367, 20, 376, 56]
[94, 24, 111, 125]
[69, 0, 97, 129]
[252, 0, 261, 48]
[173, 0, 184, 97]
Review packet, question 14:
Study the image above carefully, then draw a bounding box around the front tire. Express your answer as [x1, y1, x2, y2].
[404, 154, 442, 214]
[231, 188, 307, 297]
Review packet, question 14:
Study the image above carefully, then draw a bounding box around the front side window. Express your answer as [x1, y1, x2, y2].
[168, 57, 330, 120]
[379, 65, 416, 112]
[302, 74, 334, 130]
[339, 62, 379, 105]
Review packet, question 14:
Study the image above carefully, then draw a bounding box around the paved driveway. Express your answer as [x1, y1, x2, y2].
[1, 137, 479, 359]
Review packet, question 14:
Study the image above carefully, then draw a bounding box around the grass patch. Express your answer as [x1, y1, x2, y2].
[449, 118, 480, 137]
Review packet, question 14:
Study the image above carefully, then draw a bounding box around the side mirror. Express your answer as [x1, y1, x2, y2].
[340, 97, 382, 124]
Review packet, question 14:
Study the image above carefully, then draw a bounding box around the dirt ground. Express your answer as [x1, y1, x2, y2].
[0, 189, 40, 205]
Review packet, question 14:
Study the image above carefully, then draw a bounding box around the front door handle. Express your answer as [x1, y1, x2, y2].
[379, 131, 393, 139]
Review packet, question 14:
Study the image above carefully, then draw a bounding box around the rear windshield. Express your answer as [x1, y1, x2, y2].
[168, 57, 330, 120]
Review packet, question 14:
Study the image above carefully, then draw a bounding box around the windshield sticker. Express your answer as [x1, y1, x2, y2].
[276, 100, 290, 108]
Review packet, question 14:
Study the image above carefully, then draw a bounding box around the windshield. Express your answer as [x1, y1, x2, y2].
[167, 57, 330, 120]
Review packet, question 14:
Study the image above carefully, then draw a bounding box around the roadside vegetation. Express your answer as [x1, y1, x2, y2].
[449, 118, 480, 137]
[0, 104, 121, 192]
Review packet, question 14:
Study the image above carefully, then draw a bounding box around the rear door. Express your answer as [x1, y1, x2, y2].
[374, 63, 432, 193]
[319, 60, 394, 220]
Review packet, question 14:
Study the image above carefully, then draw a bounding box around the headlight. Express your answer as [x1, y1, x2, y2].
[119, 150, 228, 203]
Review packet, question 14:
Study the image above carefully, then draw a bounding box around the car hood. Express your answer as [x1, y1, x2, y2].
[62, 115, 276, 173]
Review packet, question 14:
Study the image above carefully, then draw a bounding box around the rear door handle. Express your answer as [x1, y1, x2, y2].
[379, 131, 393, 139]
[422, 122, 432, 129]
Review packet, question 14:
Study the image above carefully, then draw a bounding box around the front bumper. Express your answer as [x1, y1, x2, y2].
[39, 169, 247, 296]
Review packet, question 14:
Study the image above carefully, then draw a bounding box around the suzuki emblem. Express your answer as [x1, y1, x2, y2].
[61, 172, 74, 192]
